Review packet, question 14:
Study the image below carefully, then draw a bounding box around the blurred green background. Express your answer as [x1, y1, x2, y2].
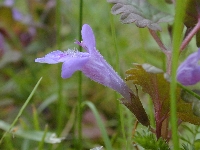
[0, 0, 194, 149]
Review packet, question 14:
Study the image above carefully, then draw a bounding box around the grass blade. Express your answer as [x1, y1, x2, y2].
[0, 77, 43, 144]
[82, 101, 113, 150]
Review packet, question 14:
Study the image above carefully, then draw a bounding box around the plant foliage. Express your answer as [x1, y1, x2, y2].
[133, 130, 170, 150]
[107, 0, 173, 31]
[126, 64, 200, 127]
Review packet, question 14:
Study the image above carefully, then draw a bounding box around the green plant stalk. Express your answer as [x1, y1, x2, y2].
[170, 1, 186, 149]
[110, 11, 126, 142]
[126, 109, 133, 150]
[178, 83, 200, 100]
[82, 101, 113, 150]
[77, 0, 83, 149]
[139, 28, 148, 62]
[32, 105, 40, 131]
[0, 77, 43, 144]
[56, 0, 66, 135]
[118, 101, 126, 140]
[56, 0, 61, 49]
[38, 125, 48, 150]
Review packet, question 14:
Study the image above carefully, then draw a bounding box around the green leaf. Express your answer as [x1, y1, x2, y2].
[133, 130, 170, 149]
[107, 0, 173, 31]
[181, 143, 195, 150]
[126, 64, 170, 118]
[126, 64, 200, 125]
[176, 101, 200, 125]
[180, 89, 200, 117]
[122, 92, 150, 127]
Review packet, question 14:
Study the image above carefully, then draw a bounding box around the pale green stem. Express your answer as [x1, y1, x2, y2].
[170, 1, 186, 149]
[56, 0, 66, 135]
[77, 0, 83, 149]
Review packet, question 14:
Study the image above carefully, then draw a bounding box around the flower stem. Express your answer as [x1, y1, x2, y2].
[56, 0, 66, 135]
[148, 29, 168, 54]
[148, 29, 172, 74]
[170, 0, 186, 149]
[77, 0, 83, 149]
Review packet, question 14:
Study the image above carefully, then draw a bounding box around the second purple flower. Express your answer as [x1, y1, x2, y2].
[177, 48, 200, 85]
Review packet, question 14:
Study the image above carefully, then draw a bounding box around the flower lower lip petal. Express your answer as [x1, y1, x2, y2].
[61, 56, 89, 78]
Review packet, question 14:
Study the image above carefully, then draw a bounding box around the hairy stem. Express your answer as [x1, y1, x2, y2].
[155, 112, 162, 139]
[148, 29, 168, 54]
[148, 29, 172, 74]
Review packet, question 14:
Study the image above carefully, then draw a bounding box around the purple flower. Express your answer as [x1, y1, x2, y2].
[35, 24, 132, 102]
[177, 48, 200, 85]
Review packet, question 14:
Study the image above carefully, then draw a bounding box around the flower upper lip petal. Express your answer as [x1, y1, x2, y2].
[81, 24, 96, 53]
[35, 50, 90, 64]
[35, 50, 68, 64]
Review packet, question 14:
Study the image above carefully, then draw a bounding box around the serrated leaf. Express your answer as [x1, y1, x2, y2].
[177, 101, 200, 125]
[181, 89, 200, 117]
[126, 64, 170, 117]
[107, 0, 173, 31]
[122, 92, 150, 126]
[133, 130, 170, 150]
[126, 63, 200, 125]
[181, 143, 195, 150]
